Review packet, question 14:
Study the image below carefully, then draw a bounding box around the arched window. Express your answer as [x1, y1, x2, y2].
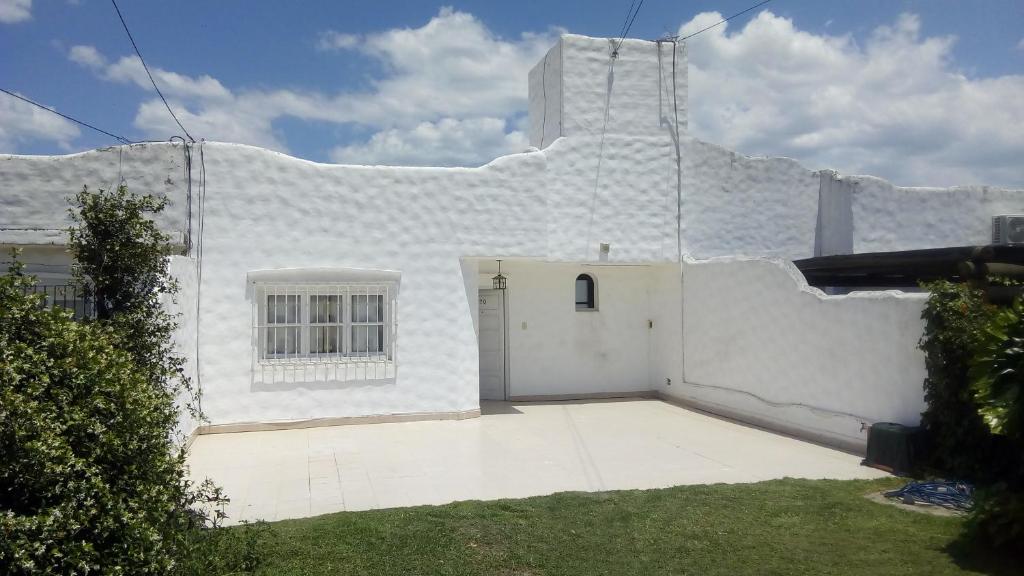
[575, 274, 596, 310]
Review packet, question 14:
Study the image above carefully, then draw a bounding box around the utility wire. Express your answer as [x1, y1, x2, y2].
[676, 0, 773, 41]
[110, 0, 194, 142]
[613, 0, 645, 56]
[0, 87, 132, 145]
[617, 0, 638, 39]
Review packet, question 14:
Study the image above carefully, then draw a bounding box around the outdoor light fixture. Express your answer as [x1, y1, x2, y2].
[492, 260, 507, 290]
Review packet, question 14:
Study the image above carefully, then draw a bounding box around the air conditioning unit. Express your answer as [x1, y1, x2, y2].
[992, 215, 1024, 245]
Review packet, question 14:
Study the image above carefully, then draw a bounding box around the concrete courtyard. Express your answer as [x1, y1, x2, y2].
[186, 399, 887, 524]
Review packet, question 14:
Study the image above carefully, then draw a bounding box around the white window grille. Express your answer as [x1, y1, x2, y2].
[251, 281, 397, 383]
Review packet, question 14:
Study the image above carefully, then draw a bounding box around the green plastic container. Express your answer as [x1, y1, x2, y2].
[863, 422, 925, 475]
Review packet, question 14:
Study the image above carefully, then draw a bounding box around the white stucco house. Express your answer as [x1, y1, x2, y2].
[3, 35, 1022, 453]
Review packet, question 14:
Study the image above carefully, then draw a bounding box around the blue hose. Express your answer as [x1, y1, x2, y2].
[884, 481, 974, 511]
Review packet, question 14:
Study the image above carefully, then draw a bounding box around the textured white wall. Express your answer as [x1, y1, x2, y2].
[165, 255, 199, 440]
[847, 176, 1024, 252]
[186, 130, 689, 425]
[2, 34, 1020, 440]
[528, 39, 563, 149]
[498, 261, 655, 397]
[667, 256, 928, 452]
[530, 35, 687, 146]
[0, 144, 190, 245]
[679, 138, 822, 260]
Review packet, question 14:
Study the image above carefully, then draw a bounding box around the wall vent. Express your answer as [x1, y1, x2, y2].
[992, 215, 1024, 245]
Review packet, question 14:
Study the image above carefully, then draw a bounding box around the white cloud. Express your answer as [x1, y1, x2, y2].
[69, 45, 106, 68]
[680, 11, 1024, 187]
[0, 0, 30, 23]
[0, 91, 80, 151]
[68, 8, 559, 166]
[330, 117, 529, 166]
[102, 55, 233, 101]
[318, 31, 360, 51]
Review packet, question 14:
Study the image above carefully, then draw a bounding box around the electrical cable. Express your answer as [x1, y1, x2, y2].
[110, 0, 195, 142]
[194, 140, 206, 418]
[613, 0, 645, 56]
[676, 0, 773, 41]
[617, 0, 638, 39]
[0, 87, 132, 145]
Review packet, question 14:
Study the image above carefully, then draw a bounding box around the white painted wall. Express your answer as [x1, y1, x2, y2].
[0, 143, 190, 246]
[528, 38, 563, 149]
[1, 33, 1020, 445]
[679, 138, 823, 260]
[1, 245, 74, 282]
[848, 176, 1024, 252]
[165, 255, 200, 440]
[530, 35, 687, 146]
[659, 256, 928, 452]
[647, 263, 683, 390]
[494, 261, 656, 397]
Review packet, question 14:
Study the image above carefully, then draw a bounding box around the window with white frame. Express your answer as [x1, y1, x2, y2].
[253, 283, 395, 363]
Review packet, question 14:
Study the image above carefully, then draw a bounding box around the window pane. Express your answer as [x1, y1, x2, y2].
[310, 295, 340, 324]
[575, 278, 588, 304]
[268, 294, 301, 324]
[350, 325, 382, 353]
[352, 294, 383, 322]
[310, 325, 340, 354]
[267, 326, 300, 355]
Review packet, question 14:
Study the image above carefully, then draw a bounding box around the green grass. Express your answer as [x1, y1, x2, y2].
[249, 478, 1014, 575]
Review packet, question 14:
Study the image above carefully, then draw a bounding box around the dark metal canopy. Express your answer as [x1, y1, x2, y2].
[793, 245, 1024, 288]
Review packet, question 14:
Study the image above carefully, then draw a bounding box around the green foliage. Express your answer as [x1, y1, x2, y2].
[918, 281, 1004, 480]
[68, 185, 196, 425]
[919, 280, 1024, 553]
[1, 185, 268, 574]
[1, 263, 184, 573]
[969, 298, 1024, 439]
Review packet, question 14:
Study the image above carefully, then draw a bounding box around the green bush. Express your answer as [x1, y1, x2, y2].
[68, 185, 195, 428]
[919, 281, 1005, 480]
[0, 264, 189, 573]
[1, 184, 267, 574]
[920, 280, 1024, 553]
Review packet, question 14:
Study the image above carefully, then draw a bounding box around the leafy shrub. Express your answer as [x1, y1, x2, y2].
[68, 185, 195, 427]
[919, 281, 1005, 480]
[969, 298, 1024, 442]
[0, 263, 189, 573]
[1, 184, 267, 574]
[920, 280, 1024, 553]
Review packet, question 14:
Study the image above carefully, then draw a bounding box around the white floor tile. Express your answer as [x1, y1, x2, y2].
[187, 400, 887, 525]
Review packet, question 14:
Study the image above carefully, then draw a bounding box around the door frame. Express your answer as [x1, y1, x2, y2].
[477, 288, 510, 400]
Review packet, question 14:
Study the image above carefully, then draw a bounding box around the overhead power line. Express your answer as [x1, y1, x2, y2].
[613, 0, 645, 56]
[677, 0, 773, 41]
[0, 87, 132, 145]
[109, 0, 194, 142]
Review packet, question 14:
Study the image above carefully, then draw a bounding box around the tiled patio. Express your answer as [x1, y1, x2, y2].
[186, 399, 887, 524]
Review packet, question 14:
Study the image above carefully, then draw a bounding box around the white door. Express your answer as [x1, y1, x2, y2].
[478, 289, 506, 400]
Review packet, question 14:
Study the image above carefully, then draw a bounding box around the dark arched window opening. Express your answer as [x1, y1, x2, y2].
[575, 274, 596, 310]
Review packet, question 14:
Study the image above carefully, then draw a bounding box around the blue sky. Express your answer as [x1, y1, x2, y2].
[1, 0, 1022, 186]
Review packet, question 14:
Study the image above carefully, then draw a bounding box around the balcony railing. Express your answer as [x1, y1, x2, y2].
[25, 283, 96, 320]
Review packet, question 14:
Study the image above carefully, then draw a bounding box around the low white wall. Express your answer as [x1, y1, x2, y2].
[848, 176, 1024, 252]
[662, 256, 928, 452]
[0, 143, 190, 245]
[502, 261, 656, 397]
[680, 138, 822, 260]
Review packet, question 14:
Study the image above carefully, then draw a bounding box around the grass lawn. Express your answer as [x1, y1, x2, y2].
[250, 477, 1014, 575]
